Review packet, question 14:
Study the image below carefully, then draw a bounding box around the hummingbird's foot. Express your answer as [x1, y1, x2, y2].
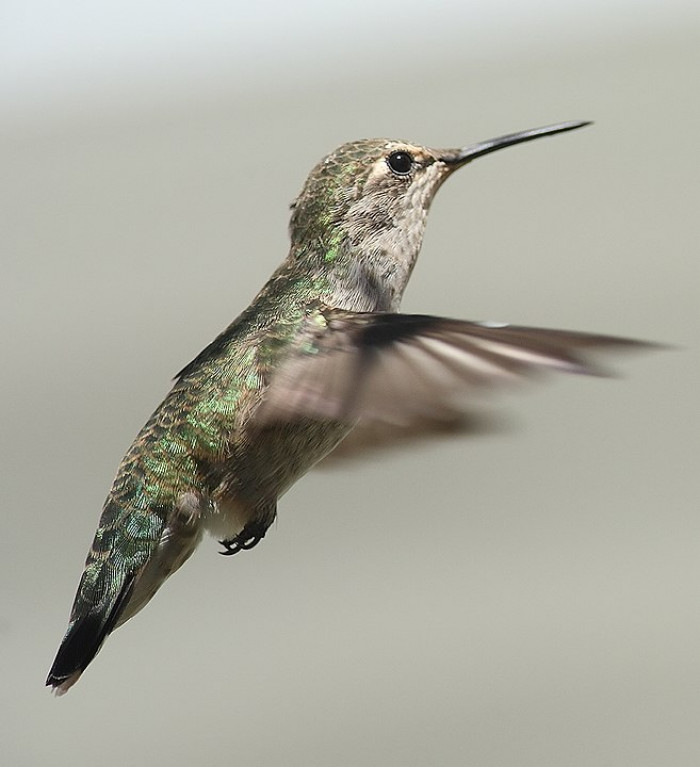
[219, 521, 268, 556]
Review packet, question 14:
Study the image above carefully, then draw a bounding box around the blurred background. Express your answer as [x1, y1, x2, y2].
[2, 1, 699, 765]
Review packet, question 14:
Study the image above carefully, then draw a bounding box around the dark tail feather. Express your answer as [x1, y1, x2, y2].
[46, 573, 135, 694]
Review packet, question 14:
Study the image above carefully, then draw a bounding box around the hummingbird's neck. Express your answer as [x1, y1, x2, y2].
[287, 198, 430, 313]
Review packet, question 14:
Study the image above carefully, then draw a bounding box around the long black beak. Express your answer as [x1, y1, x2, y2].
[440, 120, 591, 167]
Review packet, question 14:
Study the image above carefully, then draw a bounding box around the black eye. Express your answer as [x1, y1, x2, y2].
[386, 151, 414, 175]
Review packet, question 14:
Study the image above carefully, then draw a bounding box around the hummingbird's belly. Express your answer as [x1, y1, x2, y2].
[256, 418, 353, 492]
[206, 418, 353, 540]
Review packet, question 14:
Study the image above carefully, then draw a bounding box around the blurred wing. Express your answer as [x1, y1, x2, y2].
[259, 310, 653, 426]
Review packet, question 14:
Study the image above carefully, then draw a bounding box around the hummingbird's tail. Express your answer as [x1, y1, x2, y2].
[46, 572, 137, 694]
[47, 486, 204, 694]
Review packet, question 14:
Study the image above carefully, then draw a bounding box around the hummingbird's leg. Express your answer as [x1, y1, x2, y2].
[218, 506, 277, 556]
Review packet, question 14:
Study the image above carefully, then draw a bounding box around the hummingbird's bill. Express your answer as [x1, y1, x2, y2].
[439, 120, 592, 166]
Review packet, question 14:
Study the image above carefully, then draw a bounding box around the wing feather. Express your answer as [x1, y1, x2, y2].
[259, 310, 652, 426]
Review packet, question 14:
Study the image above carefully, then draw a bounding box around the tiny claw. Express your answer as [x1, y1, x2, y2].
[218, 540, 243, 556]
[218, 523, 268, 556]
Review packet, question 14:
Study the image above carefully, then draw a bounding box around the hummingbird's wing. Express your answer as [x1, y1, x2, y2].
[259, 310, 653, 426]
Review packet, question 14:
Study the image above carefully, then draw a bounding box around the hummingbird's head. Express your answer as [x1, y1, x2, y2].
[289, 122, 591, 255]
[287, 122, 590, 310]
[289, 138, 451, 251]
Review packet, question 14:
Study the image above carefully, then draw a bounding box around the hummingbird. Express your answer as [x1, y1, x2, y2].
[46, 120, 650, 694]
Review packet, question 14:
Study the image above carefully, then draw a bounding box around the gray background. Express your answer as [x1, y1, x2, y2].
[2, 3, 699, 765]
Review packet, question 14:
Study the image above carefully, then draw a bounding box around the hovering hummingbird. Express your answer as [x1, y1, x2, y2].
[47, 120, 650, 693]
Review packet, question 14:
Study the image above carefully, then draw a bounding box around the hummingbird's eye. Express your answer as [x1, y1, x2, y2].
[386, 151, 414, 175]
